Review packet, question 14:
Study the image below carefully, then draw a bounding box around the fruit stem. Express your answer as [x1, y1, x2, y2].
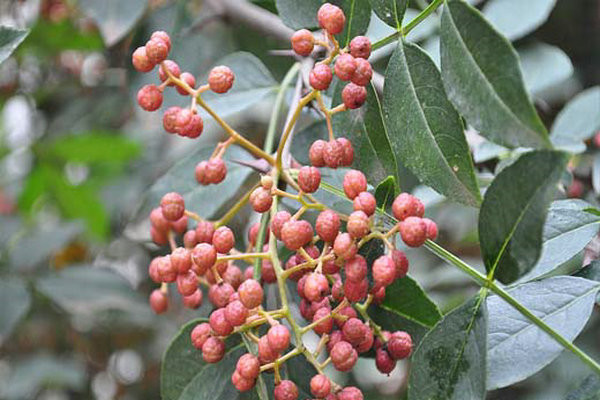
[214, 182, 259, 228]
[217, 252, 271, 262]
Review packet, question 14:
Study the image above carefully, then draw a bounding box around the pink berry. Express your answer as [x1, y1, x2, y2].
[225, 299, 249, 327]
[309, 64, 333, 91]
[338, 387, 364, 400]
[323, 139, 344, 168]
[274, 380, 298, 400]
[333, 233, 357, 260]
[309, 139, 327, 167]
[375, 348, 396, 374]
[343, 170, 367, 200]
[353, 191, 376, 216]
[267, 324, 291, 353]
[310, 374, 331, 398]
[150, 31, 171, 51]
[291, 29, 314, 56]
[196, 221, 215, 243]
[158, 256, 177, 282]
[190, 322, 211, 349]
[148, 257, 162, 283]
[335, 53, 357, 81]
[391, 249, 409, 279]
[213, 226, 235, 254]
[342, 83, 367, 109]
[347, 210, 370, 239]
[238, 279, 263, 309]
[351, 58, 372, 86]
[177, 71, 196, 95]
[330, 341, 357, 372]
[209, 308, 233, 336]
[250, 187, 273, 213]
[150, 207, 170, 232]
[209, 282, 235, 308]
[372, 255, 396, 287]
[171, 247, 192, 273]
[191, 243, 217, 275]
[149, 289, 168, 314]
[202, 336, 225, 363]
[163, 106, 179, 133]
[392, 193, 424, 221]
[145, 38, 169, 64]
[258, 335, 279, 364]
[132, 46, 154, 72]
[304, 272, 330, 302]
[387, 331, 413, 359]
[399, 216, 428, 247]
[208, 65, 234, 93]
[342, 318, 366, 346]
[160, 192, 185, 221]
[271, 210, 292, 240]
[137, 84, 163, 111]
[317, 3, 346, 35]
[349, 35, 371, 59]
[281, 220, 314, 251]
[344, 255, 367, 282]
[337, 137, 354, 166]
[313, 306, 334, 335]
[176, 270, 198, 296]
[344, 278, 368, 302]
[158, 60, 181, 83]
[298, 166, 321, 193]
[232, 370, 255, 392]
[205, 158, 227, 184]
[423, 217, 438, 240]
[316, 209, 341, 242]
[236, 353, 260, 379]
[182, 289, 203, 309]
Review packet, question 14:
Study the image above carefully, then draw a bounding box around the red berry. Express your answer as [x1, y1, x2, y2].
[180, 113, 203, 138]
[353, 191, 376, 216]
[150, 31, 171, 51]
[222, 264, 243, 289]
[149, 289, 168, 314]
[236, 353, 260, 379]
[205, 158, 227, 184]
[344, 278, 368, 302]
[399, 216, 427, 247]
[170, 214, 188, 234]
[191, 243, 217, 274]
[317, 3, 346, 35]
[356, 327, 374, 353]
[191, 322, 211, 349]
[209, 282, 235, 308]
[423, 217, 438, 240]
[304, 272, 330, 302]
[137, 84, 163, 111]
[258, 335, 279, 363]
[267, 324, 291, 353]
[331, 278, 344, 300]
[334, 53, 357, 81]
[343, 170, 367, 200]
[225, 299, 249, 327]
[309, 139, 327, 167]
[148, 257, 161, 283]
[202, 336, 225, 363]
[151, 226, 168, 245]
[326, 330, 344, 355]
[171, 247, 192, 273]
[349, 35, 371, 59]
[250, 187, 273, 213]
[331, 341, 357, 372]
[309, 64, 334, 91]
[334, 305, 357, 328]
[150, 207, 170, 231]
[373, 255, 396, 287]
[298, 166, 321, 193]
[337, 137, 354, 166]
[176, 270, 198, 296]
[291, 29, 314, 56]
[347, 210, 370, 239]
[345, 255, 367, 282]
[183, 230, 198, 249]
[313, 306, 334, 335]
[158, 256, 177, 282]
[324, 259, 341, 275]
[177, 71, 196, 95]
[210, 308, 233, 336]
[392, 193, 424, 221]
[316, 209, 340, 243]
[213, 226, 235, 254]
[281, 220, 314, 251]
[195, 161, 210, 185]
[310, 374, 331, 398]
[183, 289, 203, 309]
[158, 60, 181, 83]
[351, 58, 372, 86]
[271, 210, 292, 240]
[333, 233, 357, 260]
[387, 331, 412, 359]
[338, 387, 364, 400]
[163, 106, 179, 133]
[160, 192, 185, 221]
[274, 380, 298, 400]
[342, 318, 367, 346]
[196, 221, 215, 244]
[238, 279, 263, 309]
[391, 249, 409, 279]
[342, 83, 367, 109]
[375, 348, 396, 374]
[206, 261, 228, 285]
[208, 65, 234, 93]
[145, 38, 169, 64]
[567, 179, 584, 198]
[374, 330, 392, 350]
[232, 370, 255, 392]
[374, 286, 387, 304]
[132, 46, 154, 72]
[248, 222, 270, 246]
[323, 139, 344, 168]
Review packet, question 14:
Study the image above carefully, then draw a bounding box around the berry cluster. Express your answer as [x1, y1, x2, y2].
[136, 4, 439, 400]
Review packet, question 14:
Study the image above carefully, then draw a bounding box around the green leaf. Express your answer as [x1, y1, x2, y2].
[369, 0, 408, 29]
[486, 276, 600, 389]
[139, 145, 256, 221]
[0, 277, 30, 344]
[161, 318, 258, 400]
[22, 19, 103, 56]
[338, 0, 372, 46]
[408, 293, 488, 400]
[383, 41, 481, 207]
[275, 0, 320, 30]
[369, 306, 430, 346]
[565, 375, 600, 400]
[551, 86, 600, 153]
[520, 199, 600, 281]
[440, 0, 549, 149]
[374, 175, 398, 211]
[519, 42, 573, 96]
[0, 26, 29, 65]
[200, 52, 278, 117]
[45, 132, 141, 164]
[380, 276, 441, 328]
[479, 150, 569, 284]
[330, 81, 400, 185]
[482, 0, 556, 41]
[78, 0, 147, 46]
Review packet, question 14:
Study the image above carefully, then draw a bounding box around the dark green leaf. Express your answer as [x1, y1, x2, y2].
[161, 318, 258, 400]
[380, 276, 441, 328]
[482, 0, 557, 41]
[551, 86, 600, 153]
[0, 277, 30, 344]
[338, 0, 372, 46]
[369, 0, 408, 29]
[565, 374, 600, 400]
[383, 41, 481, 207]
[408, 293, 488, 400]
[78, 0, 147, 46]
[440, 0, 549, 149]
[275, 0, 320, 30]
[520, 199, 600, 281]
[45, 132, 141, 164]
[486, 276, 600, 389]
[369, 306, 430, 346]
[331, 81, 400, 185]
[0, 26, 28, 65]
[479, 150, 568, 284]
[374, 175, 398, 212]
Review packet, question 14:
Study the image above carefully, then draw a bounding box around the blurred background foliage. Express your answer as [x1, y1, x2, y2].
[0, 0, 598, 399]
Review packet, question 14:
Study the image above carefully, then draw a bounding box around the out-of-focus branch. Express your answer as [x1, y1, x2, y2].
[206, 0, 385, 93]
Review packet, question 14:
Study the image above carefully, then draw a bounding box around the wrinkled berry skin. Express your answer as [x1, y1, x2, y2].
[399, 216, 428, 247]
[353, 191, 376, 216]
[209, 308, 233, 336]
[237, 353, 260, 379]
[202, 337, 226, 363]
[347, 210, 369, 238]
[323, 140, 344, 168]
[225, 300, 249, 326]
[291, 29, 314, 56]
[316, 209, 340, 242]
[137, 84, 163, 111]
[160, 192, 185, 221]
[337, 137, 354, 166]
[158, 60, 181, 83]
[309, 64, 334, 91]
[298, 166, 321, 193]
[267, 324, 291, 353]
[271, 211, 292, 240]
[196, 221, 215, 243]
[423, 217, 438, 240]
[335, 53, 357, 81]
[304, 272, 330, 302]
[333, 233, 357, 260]
[208, 65, 234, 93]
[191, 243, 216, 274]
[281, 220, 314, 250]
[274, 380, 299, 400]
[309, 139, 327, 167]
[375, 348, 396, 374]
[372, 254, 396, 287]
[387, 331, 413, 359]
[145, 38, 169, 64]
[342, 83, 367, 109]
[338, 387, 364, 400]
[232, 370, 255, 392]
[317, 3, 346, 35]
[350, 35, 371, 59]
[213, 226, 234, 254]
[330, 341, 358, 372]
[391, 249, 409, 278]
[250, 187, 273, 213]
[310, 374, 331, 398]
[344, 278, 368, 302]
[132, 47, 154, 72]
[238, 279, 264, 309]
[345, 255, 367, 282]
[351, 58, 372, 86]
[343, 170, 367, 200]
[392, 193, 424, 221]
[191, 322, 211, 349]
[313, 306, 334, 334]
[183, 289, 203, 309]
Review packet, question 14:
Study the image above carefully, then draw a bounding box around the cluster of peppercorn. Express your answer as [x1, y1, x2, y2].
[135, 4, 439, 400]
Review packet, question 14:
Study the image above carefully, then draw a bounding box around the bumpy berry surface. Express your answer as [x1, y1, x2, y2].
[298, 166, 321, 193]
[137, 84, 163, 111]
[317, 3, 346, 34]
[399, 216, 428, 247]
[335, 53, 357, 81]
[238, 279, 263, 309]
[315, 209, 340, 242]
[309, 139, 327, 167]
[341, 83, 367, 109]
[281, 220, 313, 251]
[208, 65, 234, 93]
[291, 29, 314, 56]
[349, 35, 371, 59]
[250, 187, 273, 213]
